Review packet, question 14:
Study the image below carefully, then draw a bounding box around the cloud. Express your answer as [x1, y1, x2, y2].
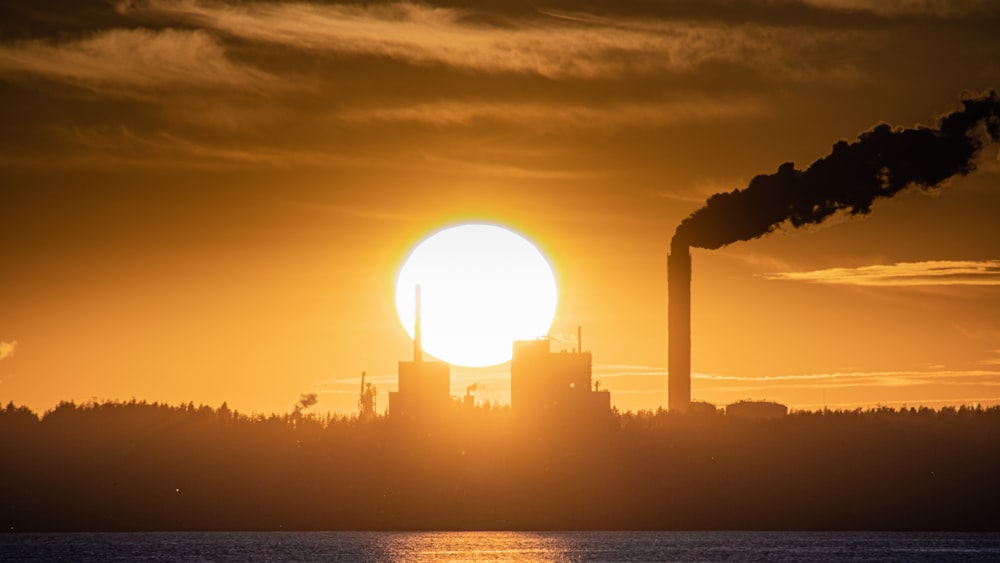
[1, 119, 587, 174]
[0, 341, 17, 360]
[799, 0, 998, 18]
[23, 125, 385, 170]
[594, 363, 666, 378]
[312, 204, 417, 223]
[0, 27, 272, 96]
[696, 369, 1000, 394]
[131, 0, 863, 81]
[408, 153, 594, 180]
[341, 99, 768, 128]
[762, 260, 1000, 286]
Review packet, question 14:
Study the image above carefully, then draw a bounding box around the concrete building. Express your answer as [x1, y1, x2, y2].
[389, 358, 450, 420]
[668, 239, 692, 413]
[511, 329, 610, 418]
[389, 286, 451, 421]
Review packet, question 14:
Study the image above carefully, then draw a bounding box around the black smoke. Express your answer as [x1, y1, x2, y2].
[673, 91, 1000, 249]
[292, 393, 318, 418]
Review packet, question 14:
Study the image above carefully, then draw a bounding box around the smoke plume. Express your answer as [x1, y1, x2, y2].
[673, 91, 1000, 249]
[292, 392, 318, 417]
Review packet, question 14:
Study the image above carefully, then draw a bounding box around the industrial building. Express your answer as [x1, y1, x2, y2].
[388, 286, 451, 421]
[726, 400, 788, 420]
[510, 328, 610, 418]
[386, 286, 611, 422]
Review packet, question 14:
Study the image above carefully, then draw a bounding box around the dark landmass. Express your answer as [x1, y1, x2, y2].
[2, 401, 998, 531]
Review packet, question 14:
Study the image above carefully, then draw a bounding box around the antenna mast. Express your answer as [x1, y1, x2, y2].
[414, 284, 423, 362]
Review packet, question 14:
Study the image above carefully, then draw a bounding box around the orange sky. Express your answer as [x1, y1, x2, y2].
[2, 0, 999, 415]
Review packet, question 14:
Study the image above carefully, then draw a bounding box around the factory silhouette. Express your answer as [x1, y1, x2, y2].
[379, 285, 782, 423]
[383, 91, 1000, 422]
[383, 286, 615, 424]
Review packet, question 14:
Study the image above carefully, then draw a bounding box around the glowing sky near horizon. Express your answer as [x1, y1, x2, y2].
[2, 0, 999, 415]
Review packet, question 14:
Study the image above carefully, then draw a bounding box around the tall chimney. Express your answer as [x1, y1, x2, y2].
[414, 284, 423, 363]
[668, 239, 691, 412]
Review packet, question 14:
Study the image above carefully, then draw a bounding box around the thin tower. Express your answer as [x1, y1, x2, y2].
[668, 239, 691, 412]
[414, 284, 423, 363]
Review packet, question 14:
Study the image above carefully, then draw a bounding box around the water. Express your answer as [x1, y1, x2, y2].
[2, 531, 999, 562]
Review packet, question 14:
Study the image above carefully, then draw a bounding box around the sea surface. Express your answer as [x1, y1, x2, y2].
[2, 531, 999, 562]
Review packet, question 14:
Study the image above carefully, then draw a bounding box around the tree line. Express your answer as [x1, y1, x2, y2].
[2, 400, 998, 531]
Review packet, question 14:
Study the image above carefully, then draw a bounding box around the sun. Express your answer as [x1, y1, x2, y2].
[395, 223, 558, 367]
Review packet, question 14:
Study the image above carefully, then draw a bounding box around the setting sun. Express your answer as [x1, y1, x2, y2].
[395, 224, 558, 367]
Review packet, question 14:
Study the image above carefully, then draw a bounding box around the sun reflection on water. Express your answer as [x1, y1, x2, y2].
[376, 531, 574, 562]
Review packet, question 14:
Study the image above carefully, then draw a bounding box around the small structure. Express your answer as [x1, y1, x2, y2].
[687, 400, 718, 416]
[726, 400, 788, 420]
[510, 327, 610, 418]
[358, 371, 377, 420]
[463, 383, 480, 412]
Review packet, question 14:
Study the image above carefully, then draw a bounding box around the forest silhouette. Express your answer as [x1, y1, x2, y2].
[2, 400, 998, 531]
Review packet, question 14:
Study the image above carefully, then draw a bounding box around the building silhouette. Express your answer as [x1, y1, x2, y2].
[687, 400, 718, 416]
[726, 400, 788, 420]
[511, 328, 610, 418]
[388, 286, 451, 421]
[386, 287, 611, 423]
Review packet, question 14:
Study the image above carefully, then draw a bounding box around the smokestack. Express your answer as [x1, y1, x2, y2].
[577, 325, 582, 353]
[414, 284, 423, 363]
[666, 92, 999, 412]
[668, 238, 691, 412]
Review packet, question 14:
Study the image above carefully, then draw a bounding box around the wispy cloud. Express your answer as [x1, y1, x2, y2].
[341, 99, 768, 128]
[0, 28, 272, 96]
[3, 120, 588, 174]
[417, 157, 591, 180]
[594, 363, 1000, 387]
[313, 204, 417, 223]
[595, 363, 665, 378]
[35, 125, 391, 170]
[0, 341, 17, 361]
[800, 0, 998, 18]
[132, 0, 864, 81]
[762, 260, 1000, 286]
[696, 369, 1000, 392]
